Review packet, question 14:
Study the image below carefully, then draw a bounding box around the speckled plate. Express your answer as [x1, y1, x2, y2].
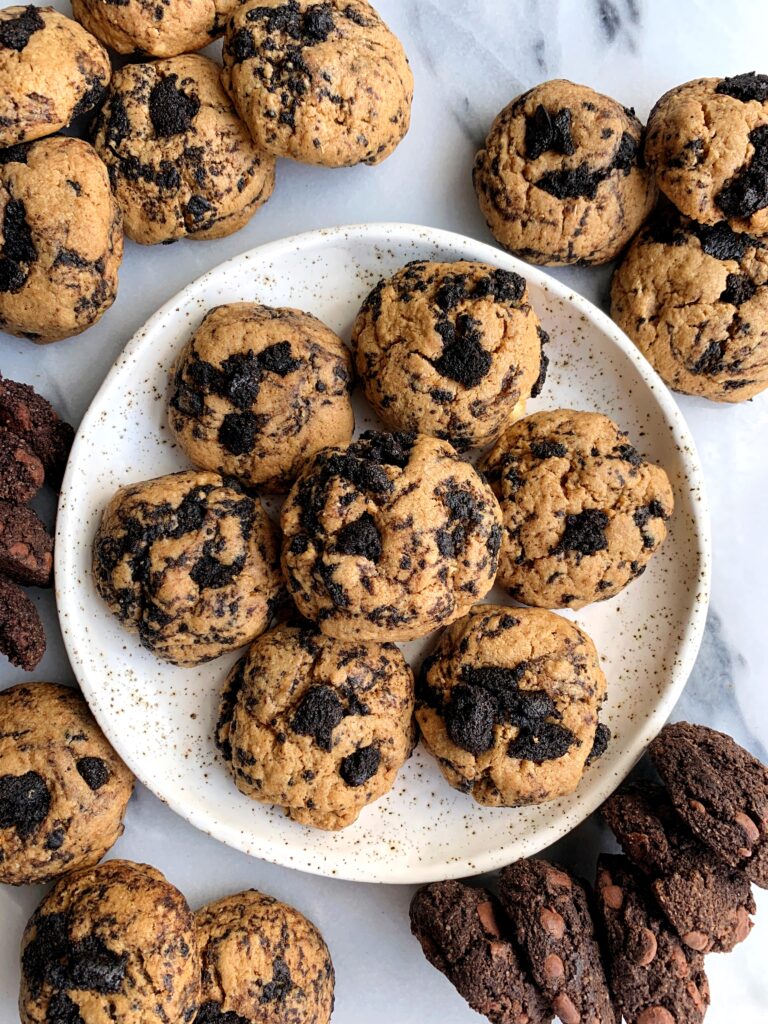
[56, 223, 710, 884]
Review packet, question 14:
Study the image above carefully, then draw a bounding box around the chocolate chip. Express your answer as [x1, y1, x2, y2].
[690, 339, 726, 376]
[716, 124, 768, 218]
[613, 442, 643, 467]
[218, 411, 261, 455]
[531, 328, 549, 398]
[715, 72, 768, 103]
[45, 827, 65, 850]
[0, 198, 36, 294]
[258, 341, 301, 376]
[148, 75, 200, 138]
[291, 685, 343, 751]
[227, 26, 257, 62]
[76, 757, 110, 791]
[432, 315, 492, 387]
[446, 684, 496, 755]
[535, 131, 637, 199]
[0, 142, 31, 165]
[47, 992, 85, 1024]
[354, 430, 415, 468]
[507, 722, 576, 762]
[472, 268, 526, 305]
[0, 771, 50, 838]
[525, 104, 575, 160]
[339, 744, 381, 786]
[587, 723, 611, 764]
[0, 5, 44, 51]
[720, 272, 756, 305]
[336, 512, 381, 562]
[559, 508, 609, 555]
[72, 77, 106, 119]
[22, 912, 127, 996]
[435, 274, 467, 311]
[695, 221, 750, 260]
[530, 439, 567, 459]
[303, 3, 335, 41]
[185, 195, 213, 223]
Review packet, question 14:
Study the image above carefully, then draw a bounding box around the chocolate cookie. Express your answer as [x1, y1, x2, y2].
[480, 409, 674, 609]
[0, 575, 45, 670]
[0, 426, 44, 503]
[72, 0, 236, 57]
[474, 79, 655, 265]
[169, 303, 354, 493]
[222, 0, 413, 167]
[0, 501, 52, 586]
[91, 55, 276, 245]
[280, 431, 503, 641]
[602, 781, 755, 953]
[352, 260, 546, 450]
[0, 374, 74, 488]
[409, 880, 550, 1024]
[650, 721, 768, 888]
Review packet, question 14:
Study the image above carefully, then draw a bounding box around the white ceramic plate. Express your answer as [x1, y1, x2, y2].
[56, 223, 710, 884]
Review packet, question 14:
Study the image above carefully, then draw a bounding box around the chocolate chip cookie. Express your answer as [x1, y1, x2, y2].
[0, 683, 134, 886]
[93, 469, 283, 666]
[72, 0, 236, 57]
[217, 623, 415, 829]
[352, 261, 547, 450]
[169, 303, 354, 493]
[19, 859, 200, 1024]
[410, 880, 551, 1024]
[196, 889, 334, 1023]
[222, 0, 413, 167]
[0, 426, 44, 503]
[0, 501, 52, 586]
[416, 605, 607, 807]
[91, 55, 276, 245]
[474, 79, 655, 265]
[0, 576, 45, 669]
[611, 207, 768, 401]
[0, 6, 110, 148]
[0, 136, 123, 343]
[480, 409, 674, 609]
[281, 431, 502, 641]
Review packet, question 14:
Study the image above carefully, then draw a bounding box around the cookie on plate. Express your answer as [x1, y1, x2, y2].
[72, 0, 236, 57]
[480, 409, 674, 609]
[410, 880, 551, 1024]
[645, 73, 768, 233]
[0, 136, 123, 343]
[93, 469, 283, 666]
[0, 426, 44, 503]
[196, 889, 334, 1023]
[473, 79, 655, 265]
[280, 431, 502, 641]
[352, 261, 547, 450]
[0, 373, 74, 488]
[416, 605, 607, 807]
[19, 859, 200, 1024]
[217, 623, 415, 829]
[611, 208, 768, 402]
[91, 55, 276, 245]
[0, 6, 110, 148]
[0, 683, 134, 886]
[222, 0, 413, 167]
[169, 303, 354, 493]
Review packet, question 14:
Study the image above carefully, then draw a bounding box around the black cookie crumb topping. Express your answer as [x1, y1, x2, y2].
[715, 72, 768, 103]
[690, 340, 726, 376]
[716, 124, 768, 219]
[535, 131, 638, 200]
[525, 104, 575, 160]
[472, 268, 526, 305]
[720, 272, 756, 305]
[218, 411, 263, 455]
[260, 956, 293, 1004]
[47, 991, 85, 1024]
[336, 512, 382, 562]
[291, 685, 343, 751]
[587, 722, 611, 764]
[559, 508, 609, 556]
[190, 1002, 249, 1024]
[530, 439, 567, 459]
[446, 684, 496, 755]
[148, 75, 200, 138]
[0, 198, 37, 294]
[0, 5, 44, 52]
[432, 314, 492, 387]
[22, 912, 128, 997]
[696, 221, 750, 260]
[355, 430, 415, 467]
[339, 744, 381, 786]
[76, 757, 110, 791]
[531, 326, 549, 398]
[507, 721, 576, 762]
[0, 141, 32, 166]
[0, 771, 50, 839]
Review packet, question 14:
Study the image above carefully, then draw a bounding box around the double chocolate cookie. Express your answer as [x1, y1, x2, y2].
[0, 426, 43, 503]
[73, 0, 236, 57]
[0, 501, 52, 586]
[0, 372, 74, 488]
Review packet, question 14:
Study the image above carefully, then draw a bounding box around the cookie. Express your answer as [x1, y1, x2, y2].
[498, 858, 616, 1024]
[218, 623, 415, 829]
[72, 0, 236, 57]
[480, 409, 674, 609]
[0, 575, 44, 669]
[0, 683, 134, 886]
[0, 373, 74, 488]
[351, 260, 546, 450]
[645, 73, 768, 233]
[473, 79, 655, 265]
[92, 469, 283, 666]
[19, 859, 200, 1024]
[611, 207, 768, 402]
[169, 303, 354, 493]
[221, 0, 413, 167]
[0, 136, 123, 343]
[409, 880, 551, 1024]
[596, 854, 710, 1024]
[0, 426, 44, 503]
[0, 501, 52, 586]
[280, 431, 502, 641]
[195, 889, 334, 1023]
[416, 605, 606, 806]
[91, 55, 276, 245]
[602, 781, 755, 953]
[0, 6, 110, 148]
[650, 721, 768, 888]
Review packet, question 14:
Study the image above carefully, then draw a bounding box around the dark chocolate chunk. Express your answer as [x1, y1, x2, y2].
[694, 220, 749, 260]
[76, 758, 110, 791]
[22, 912, 127, 997]
[218, 411, 261, 455]
[0, 770, 50, 838]
[536, 130, 638, 199]
[260, 957, 293, 1004]
[432, 314, 492, 387]
[47, 992, 85, 1024]
[257, 341, 301, 376]
[291, 685, 343, 751]
[185, 195, 213, 223]
[336, 512, 381, 562]
[530, 439, 567, 459]
[339, 744, 380, 787]
[716, 124, 768, 219]
[435, 274, 467, 311]
[446, 684, 496, 755]
[559, 508, 609, 556]
[690, 339, 726, 376]
[508, 722, 576, 762]
[587, 722, 611, 764]
[0, 197, 36, 293]
[148, 75, 200, 138]
[715, 72, 768, 103]
[531, 327, 549, 399]
[0, 5, 44, 52]
[525, 104, 575, 160]
[720, 272, 756, 305]
[471, 268, 526, 305]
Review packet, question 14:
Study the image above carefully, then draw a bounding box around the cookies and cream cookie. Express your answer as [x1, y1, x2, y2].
[72, 0, 236, 57]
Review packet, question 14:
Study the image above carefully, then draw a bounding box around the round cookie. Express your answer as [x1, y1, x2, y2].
[473, 79, 656, 265]
[91, 55, 276, 245]
[0, 136, 122, 343]
[352, 260, 547, 450]
[480, 409, 674, 609]
[92, 469, 283, 666]
[221, 0, 413, 167]
[280, 431, 502, 641]
[416, 605, 607, 807]
[217, 623, 415, 829]
[0, 6, 110, 148]
[19, 859, 200, 1024]
[169, 303, 354, 493]
[0, 683, 134, 886]
[645, 73, 768, 233]
[611, 208, 768, 402]
[196, 889, 334, 1022]
[72, 0, 236, 57]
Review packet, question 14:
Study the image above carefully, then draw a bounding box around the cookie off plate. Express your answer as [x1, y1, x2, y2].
[55, 223, 710, 883]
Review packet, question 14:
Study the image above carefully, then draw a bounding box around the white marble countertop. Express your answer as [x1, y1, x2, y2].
[2, 0, 768, 1020]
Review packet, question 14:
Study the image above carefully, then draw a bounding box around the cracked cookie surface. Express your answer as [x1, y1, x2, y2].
[72, 0, 237, 57]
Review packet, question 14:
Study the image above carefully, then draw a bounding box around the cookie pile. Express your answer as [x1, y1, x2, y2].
[410, 721, 768, 1024]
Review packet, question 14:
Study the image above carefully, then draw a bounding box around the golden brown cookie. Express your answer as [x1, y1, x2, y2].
[352, 260, 547, 450]
[19, 859, 200, 1024]
[218, 623, 415, 829]
[221, 0, 413, 167]
[0, 683, 134, 886]
[91, 55, 275, 245]
[92, 469, 283, 666]
[480, 409, 674, 609]
[169, 303, 354, 493]
[473, 79, 656, 265]
[72, 0, 237, 57]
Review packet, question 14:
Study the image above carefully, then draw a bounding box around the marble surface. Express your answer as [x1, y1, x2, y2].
[2, 0, 768, 1021]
